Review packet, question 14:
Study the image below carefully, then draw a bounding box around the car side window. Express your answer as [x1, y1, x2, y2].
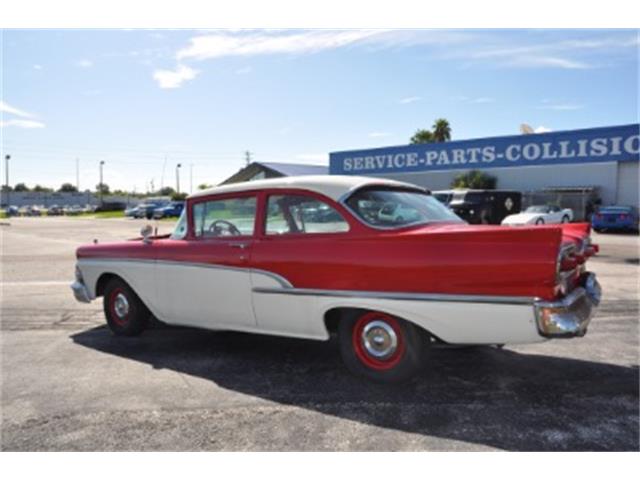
[266, 194, 349, 235]
[193, 196, 256, 238]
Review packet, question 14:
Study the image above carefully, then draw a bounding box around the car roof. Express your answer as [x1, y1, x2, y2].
[189, 175, 425, 203]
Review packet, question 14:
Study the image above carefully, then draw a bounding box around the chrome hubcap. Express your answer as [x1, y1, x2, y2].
[113, 293, 129, 318]
[361, 320, 398, 359]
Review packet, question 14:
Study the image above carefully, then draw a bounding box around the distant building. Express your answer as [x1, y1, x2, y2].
[220, 161, 328, 185]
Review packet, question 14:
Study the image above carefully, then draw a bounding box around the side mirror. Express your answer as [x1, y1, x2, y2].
[141, 224, 153, 244]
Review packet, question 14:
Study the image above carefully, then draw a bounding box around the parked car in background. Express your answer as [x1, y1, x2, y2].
[449, 190, 521, 224]
[377, 202, 421, 224]
[124, 205, 141, 218]
[47, 205, 64, 216]
[4, 205, 19, 217]
[592, 205, 639, 233]
[152, 201, 184, 219]
[71, 176, 601, 383]
[135, 202, 167, 220]
[64, 205, 84, 216]
[502, 205, 573, 226]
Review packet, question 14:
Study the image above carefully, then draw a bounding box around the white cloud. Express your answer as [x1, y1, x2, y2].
[0, 119, 45, 129]
[153, 64, 199, 89]
[76, 59, 93, 68]
[534, 126, 552, 133]
[0, 100, 35, 118]
[368, 132, 392, 138]
[177, 30, 381, 61]
[33, 64, 43, 70]
[399, 96, 421, 104]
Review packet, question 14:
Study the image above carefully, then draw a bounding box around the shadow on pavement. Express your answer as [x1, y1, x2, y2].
[71, 325, 639, 451]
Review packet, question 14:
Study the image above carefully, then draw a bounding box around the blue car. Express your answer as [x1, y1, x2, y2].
[153, 201, 184, 219]
[592, 205, 639, 233]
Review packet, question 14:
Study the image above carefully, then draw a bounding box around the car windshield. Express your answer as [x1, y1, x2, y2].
[346, 187, 464, 228]
[525, 206, 549, 213]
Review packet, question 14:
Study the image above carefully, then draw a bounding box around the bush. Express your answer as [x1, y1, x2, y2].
[451, 170, 497, 189]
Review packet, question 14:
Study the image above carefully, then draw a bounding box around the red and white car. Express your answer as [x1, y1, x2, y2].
[71, 176, 601, 382]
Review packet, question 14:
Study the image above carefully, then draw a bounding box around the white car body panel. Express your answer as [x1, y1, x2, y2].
[76, 259, 544, 345]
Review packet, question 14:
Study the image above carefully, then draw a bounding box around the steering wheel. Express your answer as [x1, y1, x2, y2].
[208, 219, 242, 237]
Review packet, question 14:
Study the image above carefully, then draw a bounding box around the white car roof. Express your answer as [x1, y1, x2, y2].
[189, 175, 425, 203]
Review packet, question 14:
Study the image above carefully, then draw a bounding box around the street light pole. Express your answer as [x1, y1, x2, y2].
[99, 161, 105, 206]
[176, 163, 182, 194]
[4, 155, 10, 207]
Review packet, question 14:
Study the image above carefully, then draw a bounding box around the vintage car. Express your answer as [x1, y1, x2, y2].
[502, 205, 574, 226]
[71, 176, 602, 382]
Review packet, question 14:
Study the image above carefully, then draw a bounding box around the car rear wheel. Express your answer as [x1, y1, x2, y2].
[103, 278, 150, 336]
[339, 311, 426, 383]
[561, 216, 570, 223]
[535, 218, 545, 225]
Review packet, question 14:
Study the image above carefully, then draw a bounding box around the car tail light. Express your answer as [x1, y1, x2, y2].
[560, 256, 578, 271]
[619, 214, 628, 220]
[595, 213, 602, 219]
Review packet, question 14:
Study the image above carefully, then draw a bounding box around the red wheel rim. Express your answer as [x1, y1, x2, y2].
[109, 288, 130, 326]
[352, 312, 405, 371]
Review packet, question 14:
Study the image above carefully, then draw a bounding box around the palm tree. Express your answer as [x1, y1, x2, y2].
[432, 118, 451, 142]
[410, 129, 435, 144]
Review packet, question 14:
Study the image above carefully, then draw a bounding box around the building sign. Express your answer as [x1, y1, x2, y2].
[330, 124, 640, 175]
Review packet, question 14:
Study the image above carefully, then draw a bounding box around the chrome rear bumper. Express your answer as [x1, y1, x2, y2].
[534, 273, 601, 338]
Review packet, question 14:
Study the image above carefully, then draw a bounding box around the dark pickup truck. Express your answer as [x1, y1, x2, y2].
[447, 189, 522, 224]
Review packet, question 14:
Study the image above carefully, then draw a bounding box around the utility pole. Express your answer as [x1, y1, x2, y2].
[76, 158, 80, 191]
[189, 163, 193, 194]
[244, 150, 252, 166]
[4, 154, 10, 207]
[176, 163, 182, 194]
[99, 160, 105, 206]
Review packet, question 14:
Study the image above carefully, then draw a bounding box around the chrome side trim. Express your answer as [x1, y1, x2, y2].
[78, 257, 293, 288]
[252, 286, 535, 305]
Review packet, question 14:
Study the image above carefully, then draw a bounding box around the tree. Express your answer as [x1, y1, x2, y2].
[451, 170, 497, 189]
[432, 118, 451, 142]
[198, 183, 213, 190]
[13, 183, 29, 192]
[1, 185, 13, 192]
[59, 183, 78, 192]
[410, 118, 452, 144]
[171, 192, 188, 201]
[95, 183, 110, 194]
[410, 129, 435, 144]
[157, 186, 175, 196]
[33, 185, 53, 192]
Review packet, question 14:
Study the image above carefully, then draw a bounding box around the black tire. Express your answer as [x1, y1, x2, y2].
[561, 216, 569, 223]
[338, 310, 426, 383]
[535, 218, 545, 225]
[103, 277, 150, 336]
[145, 212, 153, 220]
[593, 228, 602, 233]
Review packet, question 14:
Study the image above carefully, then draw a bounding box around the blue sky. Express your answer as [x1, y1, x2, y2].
[1, 29, 638, 192]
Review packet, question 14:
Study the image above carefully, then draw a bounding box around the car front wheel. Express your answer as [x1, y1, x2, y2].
[339, 311, 426, 383]
[535, 218, 545, 225]
[103, 278, 150, 336]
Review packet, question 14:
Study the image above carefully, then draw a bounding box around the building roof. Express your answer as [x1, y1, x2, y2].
[220, 161, 328, 185]
[190, 175, 423, 202]
[259, 162, 328, 176]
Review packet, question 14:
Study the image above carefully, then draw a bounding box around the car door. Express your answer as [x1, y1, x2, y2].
[250, 192, 352, 338]
[154, 194, 258, 329]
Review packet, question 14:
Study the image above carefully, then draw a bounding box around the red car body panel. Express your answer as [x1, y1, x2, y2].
[77, 188, 595, 302]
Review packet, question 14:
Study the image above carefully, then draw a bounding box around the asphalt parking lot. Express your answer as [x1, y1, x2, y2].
[1, 216, 638, 451]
